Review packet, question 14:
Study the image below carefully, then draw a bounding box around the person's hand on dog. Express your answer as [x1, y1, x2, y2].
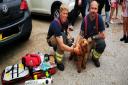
[73, 44, 81, 56]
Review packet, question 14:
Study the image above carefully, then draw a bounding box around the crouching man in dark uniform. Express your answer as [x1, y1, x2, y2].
[76, 1, 106, 67]
[47, 4, 80, 71]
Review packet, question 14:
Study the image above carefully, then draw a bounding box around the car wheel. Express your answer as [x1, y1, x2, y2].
[20, 18, 32, 41]
[22, 28, 32, 41]
[53, 9, 59, 18]
[51, 1, 62, 19]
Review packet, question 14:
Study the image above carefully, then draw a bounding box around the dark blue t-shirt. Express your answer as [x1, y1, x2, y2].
[47, 19, 68, 39]
[81, 14, 105, 38]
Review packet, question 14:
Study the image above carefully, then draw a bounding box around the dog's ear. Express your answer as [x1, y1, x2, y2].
[79, 39, 88, 48]
[79, 39, 84, 45]
[82, 39, 88, 53]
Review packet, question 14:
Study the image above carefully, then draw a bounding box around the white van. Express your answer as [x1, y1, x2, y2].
[26, 0, 75, 18]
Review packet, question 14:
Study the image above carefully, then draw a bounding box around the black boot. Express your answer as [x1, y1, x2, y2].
[55, 52, 65, 71]
[92, 57, 100, 67]
[124, 36, 128, 43]
[55, 59, 64, 71]
[57, 63, 65, 71]
[105, 22, 109, 28]
[120, 35, 126, 41]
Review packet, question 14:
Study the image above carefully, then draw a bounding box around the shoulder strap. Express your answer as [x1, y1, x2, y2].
[17, 64, 19, 77]
[96, 13, 98, 33]
[47, 18, 62, 40]
[55, 18, 61, 28]
[55, 18, 68, 35]
[11, 65, 14, 79]
[6, 65, 14, 79]
[84, 14, 99, 38]
[84, 16, 88, 38]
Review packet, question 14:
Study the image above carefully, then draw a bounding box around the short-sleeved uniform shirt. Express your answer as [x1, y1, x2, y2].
[80, 14, 105, 38]
[47, 18, 68, 39]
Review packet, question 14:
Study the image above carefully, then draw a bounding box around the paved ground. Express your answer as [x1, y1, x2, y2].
[0, 6, 128, 85]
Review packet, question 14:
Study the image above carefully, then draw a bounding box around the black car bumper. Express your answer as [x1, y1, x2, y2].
[0, 11, 32, 47]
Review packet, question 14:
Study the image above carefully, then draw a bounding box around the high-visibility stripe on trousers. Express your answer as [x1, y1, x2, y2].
[92, 39, 106, 59]
[92, 49, 102, 59]
[55, 52, 63, 63]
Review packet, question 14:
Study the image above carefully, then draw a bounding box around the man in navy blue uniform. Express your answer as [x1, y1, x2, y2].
[76, 1, 106, 67]
[47, 4, 80, 71]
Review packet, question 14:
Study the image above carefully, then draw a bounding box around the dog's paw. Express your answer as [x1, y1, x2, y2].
[69, 56, 73, 61]
[82, 66, 86, 69]
[77, 70, 81, 73]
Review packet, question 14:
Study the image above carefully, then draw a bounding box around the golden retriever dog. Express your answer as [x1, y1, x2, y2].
[69, 39, 88, 73]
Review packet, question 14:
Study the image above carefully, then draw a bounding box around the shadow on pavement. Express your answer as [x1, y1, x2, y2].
[0, 40, 28, 61]
[31, 13, 52, 22]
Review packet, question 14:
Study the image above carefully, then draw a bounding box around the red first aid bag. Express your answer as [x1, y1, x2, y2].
[22, 54, 41, 68]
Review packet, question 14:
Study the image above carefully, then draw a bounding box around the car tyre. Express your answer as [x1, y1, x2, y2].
[20, 18, 32, 41]
[51, 1, 62, 19]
